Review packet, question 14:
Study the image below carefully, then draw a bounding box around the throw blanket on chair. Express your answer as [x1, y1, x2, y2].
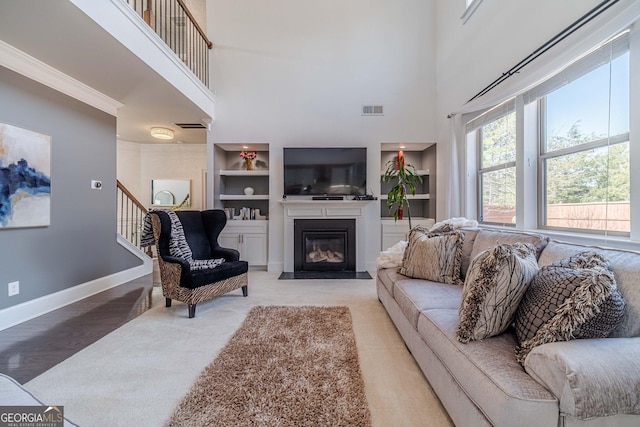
[141, 211, 225, 271]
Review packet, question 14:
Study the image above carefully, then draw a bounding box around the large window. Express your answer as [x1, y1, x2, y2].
[466, 31, 631, 236]
[478, 111, 516, 224]
[540, 51, 629, 233]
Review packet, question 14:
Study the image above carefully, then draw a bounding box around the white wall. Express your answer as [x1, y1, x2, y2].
[434, 0, 604, 220]
[117, 141, 208, 210]
[207, 0, 438, 271]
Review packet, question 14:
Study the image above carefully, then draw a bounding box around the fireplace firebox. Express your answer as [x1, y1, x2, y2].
[294, 219, 356, 272]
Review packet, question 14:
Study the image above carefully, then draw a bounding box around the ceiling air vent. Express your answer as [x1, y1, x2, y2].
[362, 105, 384, 116]
[175, 123, 207, 129]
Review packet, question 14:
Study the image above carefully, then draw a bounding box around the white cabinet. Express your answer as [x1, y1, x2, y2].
[220, 220, 268, 267]
[381, 218, 435, 250]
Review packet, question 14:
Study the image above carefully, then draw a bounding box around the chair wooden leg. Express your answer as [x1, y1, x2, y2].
[188, 304, 196, 318]
[165, 298, 172, 307]
[242, 285, 248, 297]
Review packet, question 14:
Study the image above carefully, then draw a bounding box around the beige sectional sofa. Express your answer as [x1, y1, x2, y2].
[377, 228, 640, 427]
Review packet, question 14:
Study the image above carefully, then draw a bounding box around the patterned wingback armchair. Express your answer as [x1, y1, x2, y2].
[149, 209, 248, 318]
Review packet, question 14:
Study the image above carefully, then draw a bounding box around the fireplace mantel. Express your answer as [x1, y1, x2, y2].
[280, 199, 373, 272]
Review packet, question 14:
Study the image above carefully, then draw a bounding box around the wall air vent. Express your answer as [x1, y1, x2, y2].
[175, 123, 207, 129]
[361, 105, 384, 116]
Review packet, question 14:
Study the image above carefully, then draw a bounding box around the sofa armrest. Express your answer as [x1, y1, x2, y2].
[524, 338, 640, 419]
[213, 247, 240, 262]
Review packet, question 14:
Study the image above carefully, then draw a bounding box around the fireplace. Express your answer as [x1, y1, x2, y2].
[294, 219, 356, 272]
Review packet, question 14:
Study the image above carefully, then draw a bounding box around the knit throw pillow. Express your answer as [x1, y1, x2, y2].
[457, 242, 539, 343]
[399, 226, 463, 285]
[514, 251, 626, 364]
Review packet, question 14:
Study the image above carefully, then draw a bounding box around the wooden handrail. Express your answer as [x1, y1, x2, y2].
[127, 0, 213, 86]
[117, 179, 148, 214]
[176, 0, 213, 49]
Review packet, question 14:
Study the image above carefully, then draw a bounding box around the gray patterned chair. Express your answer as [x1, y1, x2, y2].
[149, 209, 248, 318]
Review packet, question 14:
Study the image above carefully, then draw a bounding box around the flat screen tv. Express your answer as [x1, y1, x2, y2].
[283, 147, 367, 196]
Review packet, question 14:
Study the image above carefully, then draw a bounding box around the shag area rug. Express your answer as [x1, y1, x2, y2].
[166, 305, 371, 427]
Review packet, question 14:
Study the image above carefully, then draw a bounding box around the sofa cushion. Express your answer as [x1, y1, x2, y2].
[376, 267, 409, 298]
[181, 260, 249, 289]
[457, 243, 539, 342]
[538, 240, 640, 338]
[417, 309, 558, 427]
[399, 227, 463, 285]
[524, 338, 640, 419]
[515, 252, 625, 363]
[393, 280, 463, 328]
[470, 229, 548, 263]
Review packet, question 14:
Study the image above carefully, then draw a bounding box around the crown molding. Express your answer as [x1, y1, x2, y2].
[0, 40, 123, 116]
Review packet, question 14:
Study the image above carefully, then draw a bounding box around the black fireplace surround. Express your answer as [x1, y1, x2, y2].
[294, 219, 356, 272]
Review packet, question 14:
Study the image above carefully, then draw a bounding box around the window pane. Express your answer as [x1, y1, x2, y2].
[481, 112, 515, 168]
[480, 167, 516, 224]
[545, 52, 629, 152]
[545, 142, 629, 232]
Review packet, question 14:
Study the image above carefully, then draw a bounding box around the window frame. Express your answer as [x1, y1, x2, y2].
[476, 110, 517, 226]
[536, 49, 631, 238]
[464, 30, 634, 243]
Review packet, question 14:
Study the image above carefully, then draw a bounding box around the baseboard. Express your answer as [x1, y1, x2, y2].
[0, 236, 153, 332]
[267, 262, 283, 273]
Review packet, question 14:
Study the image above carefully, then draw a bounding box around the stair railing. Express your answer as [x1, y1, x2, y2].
[117, 180, 152, 256]
[125, 0, 213, 87]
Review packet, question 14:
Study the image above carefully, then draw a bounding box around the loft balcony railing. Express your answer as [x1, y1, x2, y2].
[126, 0, 213, 87]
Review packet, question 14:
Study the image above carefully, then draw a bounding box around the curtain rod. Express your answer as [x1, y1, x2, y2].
[450, 0, 620, 118]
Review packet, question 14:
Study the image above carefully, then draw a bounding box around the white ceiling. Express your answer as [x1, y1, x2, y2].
[0, 0, 209, 144]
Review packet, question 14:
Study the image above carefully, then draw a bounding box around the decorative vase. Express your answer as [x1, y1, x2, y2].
[244, 187, 254, 196]
[244, 157, 254, 170]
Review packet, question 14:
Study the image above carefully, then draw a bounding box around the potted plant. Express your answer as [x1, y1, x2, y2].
[382, 151, 423, 229]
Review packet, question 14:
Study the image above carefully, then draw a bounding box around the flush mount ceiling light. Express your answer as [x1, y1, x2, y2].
[150, 127, 174, 140]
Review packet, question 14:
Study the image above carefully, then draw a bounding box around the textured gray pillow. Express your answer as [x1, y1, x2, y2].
[515, 251, 626, 364]
[457, 242, 539, 343]
[399, 227, 463, 285]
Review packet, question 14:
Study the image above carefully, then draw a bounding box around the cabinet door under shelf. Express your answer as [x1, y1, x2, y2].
[219, 220, 268, 266]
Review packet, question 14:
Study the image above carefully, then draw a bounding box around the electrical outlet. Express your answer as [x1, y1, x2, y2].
[8, 281, 19, 297]
[91, 180, 102, 190]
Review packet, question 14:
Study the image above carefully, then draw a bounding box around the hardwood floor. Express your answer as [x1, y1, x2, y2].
[0, 274, 154, 384]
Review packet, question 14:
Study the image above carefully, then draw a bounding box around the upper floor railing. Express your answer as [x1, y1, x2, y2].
[126, 0, 213, 87]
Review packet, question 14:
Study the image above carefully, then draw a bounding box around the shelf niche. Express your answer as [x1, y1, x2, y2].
[380, 143, 436, 220]
[214, 143, 270, 219]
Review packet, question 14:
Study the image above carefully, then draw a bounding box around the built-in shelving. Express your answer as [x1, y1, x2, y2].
[214, 143, 270, 267]
[219, 170, 269, 176]
[214, 143, 270, 219]
[219, 194, 270, 200]
[379, 142, 436, 237]
[379, 194, 430, 200]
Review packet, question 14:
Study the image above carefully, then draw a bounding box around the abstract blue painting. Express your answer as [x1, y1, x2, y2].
[0, 123, 51, 228]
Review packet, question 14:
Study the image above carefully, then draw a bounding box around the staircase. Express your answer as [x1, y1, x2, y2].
[117, 180, 151, 256]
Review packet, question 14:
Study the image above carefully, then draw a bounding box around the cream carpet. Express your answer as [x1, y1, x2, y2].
[25, 271, 453, 427]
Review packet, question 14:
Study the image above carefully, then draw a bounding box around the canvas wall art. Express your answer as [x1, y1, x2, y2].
[0, 123, 51, 228]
